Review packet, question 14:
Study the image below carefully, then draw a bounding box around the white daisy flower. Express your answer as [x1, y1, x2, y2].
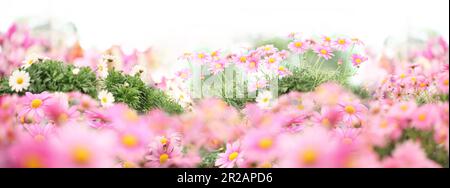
[21, 54, 48, 69]
[101, 54, 122, 70]
[97, 61, 109, 79]
[8, 70, 30, 92]
[256, 90, 276, 109]
[98, 90, 115, 107]
[130, 64, 145, 76]
[72, 68, 80, 75]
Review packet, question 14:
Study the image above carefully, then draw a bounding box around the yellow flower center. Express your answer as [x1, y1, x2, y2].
[418, 114, 427, 122]
[24, 154, 43, 168]
[419, 83, 427, 88]
[31, 99, 43, 109]
[72, 147, 91, 165]
[122, 161, 135, 168]
[400, 104, 408, 111]
[198, 54, 205, 59]
[355, 58, 362, 64]
[228, 152, 239, 161]
[262, 97, 270, 103]
[301, 149, 318, 165]
[268, 58, 276, 64]
[249, 62, 256, 68]
[122, 134, 139, 148]
[278, 66, 286, 71]
[16, 77, 24, 84]
[101, 97, 108, 103]
[379, 120, 389, 129]
[443, 79, 449, 86]
[160, 137, 168, 145]
[258, 138, 273, 150]
[343, 137, 353, 145]
[215, 63, 223, 69]
[57, 113, 69, 123]
[399, 74, 406, 79]
[321, 118, 330, 125]
[211, 51, 218, 57]
[294, 42, 303, 48]
[338, 39, 346, 45]
[34, 135, 45, 142]
[410, 77, 416, 82]
[239, 56, 247, 63]
[320, 49, 328, 55]
[344, 105, 356, 114]
[159, 154, 169, 164]
[124, 110, 139, 122]
[325, 37, 331, 42]
[297, 104, 305, 110]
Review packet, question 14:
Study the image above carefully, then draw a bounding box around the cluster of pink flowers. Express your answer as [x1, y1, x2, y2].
[178, 35, 368, 81]
[1, 79, 447, 167]
[375, 37, 449, 100]
[0, 23, 50, 75]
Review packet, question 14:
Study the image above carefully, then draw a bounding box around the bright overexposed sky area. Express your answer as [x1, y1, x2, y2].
[1, 0, 449, 68]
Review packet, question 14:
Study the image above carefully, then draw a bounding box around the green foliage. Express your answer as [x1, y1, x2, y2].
[0, 60, 183, 114]
[28, 60, 99, 97]
[105, 70, 183, 114]
[198, 147, 223, 168]
[0, 60, 98, 97]
[374, 128, 449, 167]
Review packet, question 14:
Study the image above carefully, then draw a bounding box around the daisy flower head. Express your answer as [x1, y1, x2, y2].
[322, 35, 333, 45]
[257, 44, 278, 56]
[338, 101, 368, 127]
[215, 141, 245, 168]
[194, 52, 210, 64]
[98, 90, 115, 107]
[351, 54, 368, 67]
[210, 50, 222, 60]
[9, 70, 30, 92]
[19, 92, 52, 121]
[72, 67, 80, 75]
[314, 45, 334, 60]
[256, 90, 276, 110]
[332, 38, 351, 51]
[21, 54, 48, 69]
[209, 59, 227, 75]
[277, 66, 292, 77]
[288, 40, 309, 54]
[436, 72, 449, 93]
[101, 54, 121, 70]
[96, 61, 108, 79]
[263, 53, 282, 68]
[245, 57, 260, 73]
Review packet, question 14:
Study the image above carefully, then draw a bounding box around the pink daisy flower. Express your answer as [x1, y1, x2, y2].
[209, 59, 227, 75]
[51, 125, 116, 168]
[215, 141, 245, 168]
[338, 102, 368, 126]
[350, 54, 368, 67]
[245, 57, 261, 73]
[241, 127, 279, 163]
[411, 104, 440, 131]
[333, 127, 361, 147]
[314, 45, 334, 60]
[278, 126, 340, 168]
[288, 40, 309, 54]
[6, 137, 58, 168]
[332, 38, 351, 51]
[24, 123, 56, 142]
[436, 72, 449, 93]
[19, 92, 52, 121]
[145, 138, 183, 168]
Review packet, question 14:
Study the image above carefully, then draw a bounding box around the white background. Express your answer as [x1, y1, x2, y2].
[1, 0, 449, 71]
